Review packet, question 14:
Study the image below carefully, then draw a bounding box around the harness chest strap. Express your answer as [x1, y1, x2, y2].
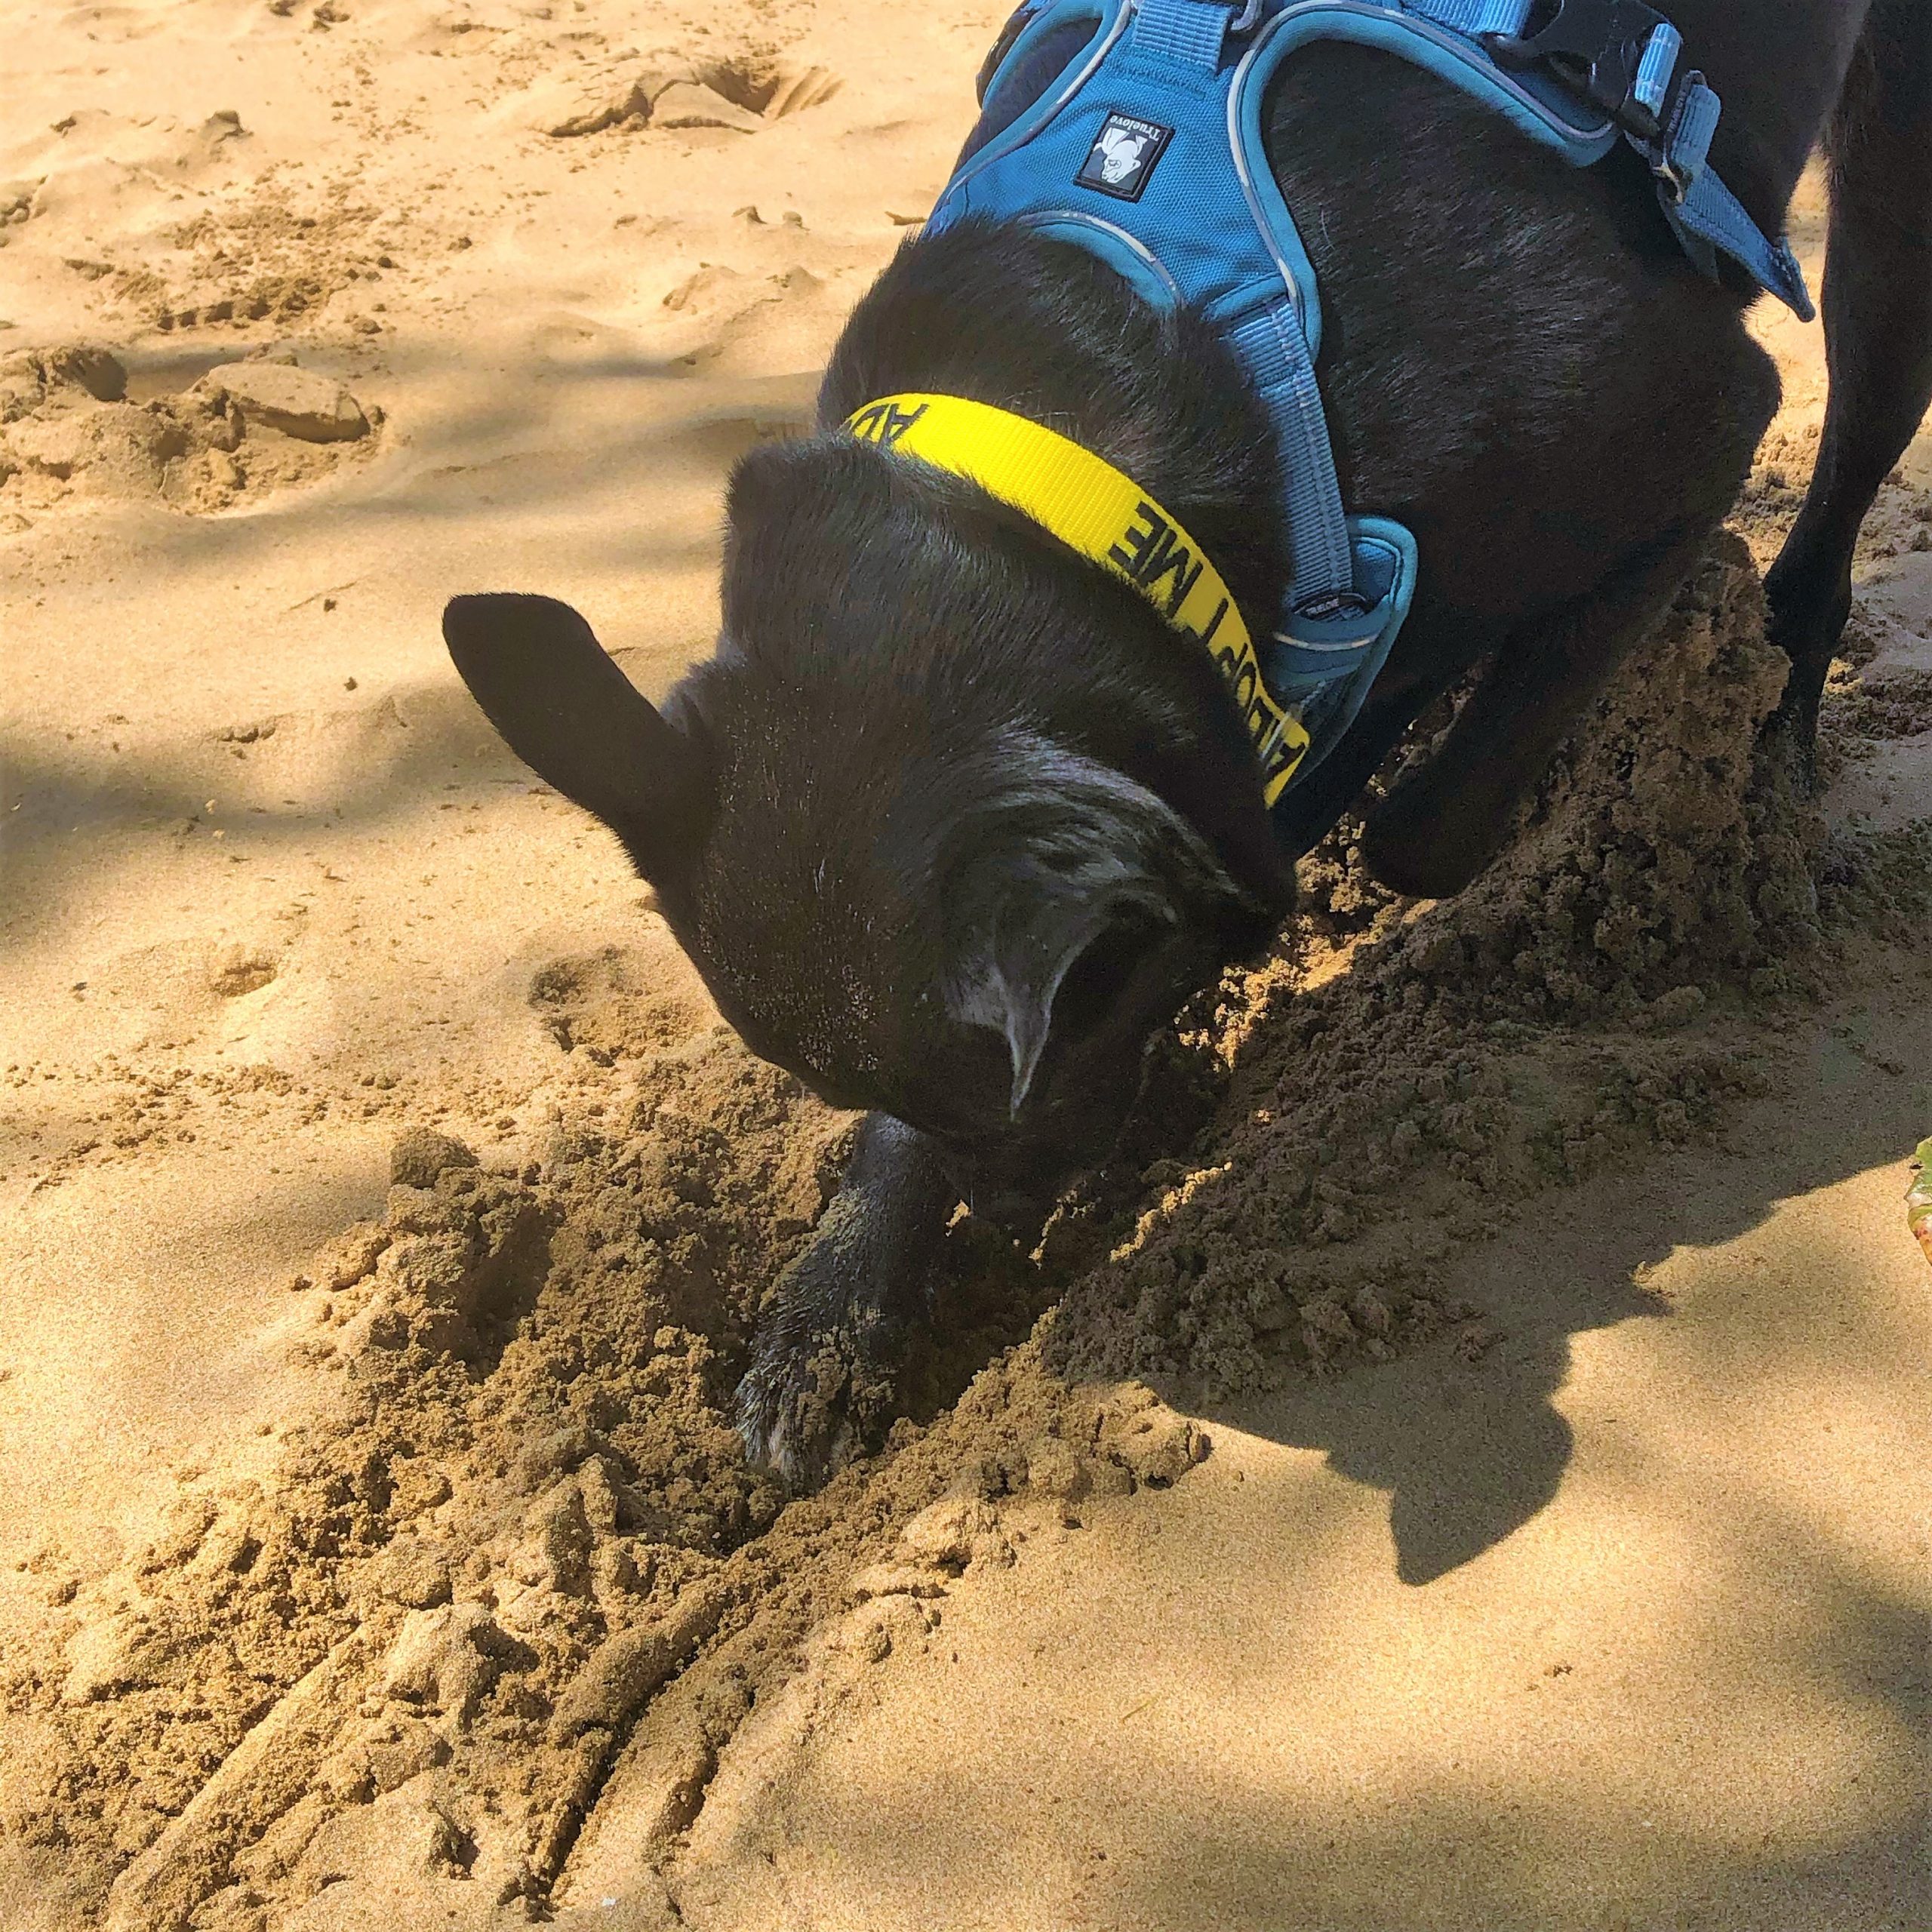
[846, 392, 1312, 801]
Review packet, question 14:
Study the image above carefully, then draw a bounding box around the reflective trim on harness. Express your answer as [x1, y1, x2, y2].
[845, 392, 1315, 801]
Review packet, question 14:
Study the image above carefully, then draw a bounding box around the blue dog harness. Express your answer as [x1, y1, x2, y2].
[924, 0, 1813, 799]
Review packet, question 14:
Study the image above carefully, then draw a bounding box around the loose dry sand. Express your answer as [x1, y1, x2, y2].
[1, 4, 1927, 1930]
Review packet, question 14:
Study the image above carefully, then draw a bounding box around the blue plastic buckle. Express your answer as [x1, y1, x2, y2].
[1485, 0, 1681, 141]
[1647, 68, 1718, 200]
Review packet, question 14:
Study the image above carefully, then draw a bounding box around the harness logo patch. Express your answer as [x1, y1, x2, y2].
[1075, 112, 1172, 202]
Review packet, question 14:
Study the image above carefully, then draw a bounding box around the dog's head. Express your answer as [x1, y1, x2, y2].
[446, 436, 1283, 1222]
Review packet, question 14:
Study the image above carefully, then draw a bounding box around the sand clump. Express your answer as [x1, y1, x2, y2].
[195, 365, 371, 447]
[0, 344, 377, 516]
[532, 54, 844, 141]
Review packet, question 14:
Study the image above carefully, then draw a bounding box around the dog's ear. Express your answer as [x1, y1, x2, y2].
[939, 739, 1251, 1115]
[946, 875, 1176, 1115]
[443, 593, 712, 883]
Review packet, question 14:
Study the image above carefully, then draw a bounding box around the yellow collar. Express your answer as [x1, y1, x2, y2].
[844, 393, 1309, 804]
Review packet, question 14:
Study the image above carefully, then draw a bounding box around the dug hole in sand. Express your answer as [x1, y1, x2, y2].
[1, 2, 1928, 1929]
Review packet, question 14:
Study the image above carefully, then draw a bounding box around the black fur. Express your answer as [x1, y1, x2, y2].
[445, 0, 1931, 1485]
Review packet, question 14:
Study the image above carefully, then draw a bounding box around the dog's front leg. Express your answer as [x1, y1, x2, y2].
[734, 1112, 959, 1490]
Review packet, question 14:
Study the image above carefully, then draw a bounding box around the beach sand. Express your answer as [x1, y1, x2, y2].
[1, 3, 1927, 1927]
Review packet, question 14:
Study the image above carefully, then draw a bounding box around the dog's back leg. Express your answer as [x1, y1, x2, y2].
[1765, 0, 1932, 750]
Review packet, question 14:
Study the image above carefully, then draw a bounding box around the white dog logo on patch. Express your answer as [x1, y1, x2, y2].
[1096, 125, 1151, 185]
[1076, 112, 1173, 201]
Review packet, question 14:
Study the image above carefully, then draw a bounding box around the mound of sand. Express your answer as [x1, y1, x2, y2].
[1047, 536, 1849, 1398]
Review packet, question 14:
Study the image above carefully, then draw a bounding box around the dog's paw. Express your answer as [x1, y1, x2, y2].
[733, 1314, 906, 1491]
[731, 1337, 863, 1493]
[731, 1128, 953, 1490]
[731, 1203, 918, 1490]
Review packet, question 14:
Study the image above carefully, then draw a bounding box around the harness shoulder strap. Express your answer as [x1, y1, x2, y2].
[1401, 0, 1813, 316]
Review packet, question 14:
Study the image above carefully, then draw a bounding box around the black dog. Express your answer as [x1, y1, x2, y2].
[446, 0, 1930, 1485]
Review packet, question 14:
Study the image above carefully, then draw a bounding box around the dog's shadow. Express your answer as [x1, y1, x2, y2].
[1222, 1232, 1647, 1586]
[1191, 1014, 1927, 1586]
